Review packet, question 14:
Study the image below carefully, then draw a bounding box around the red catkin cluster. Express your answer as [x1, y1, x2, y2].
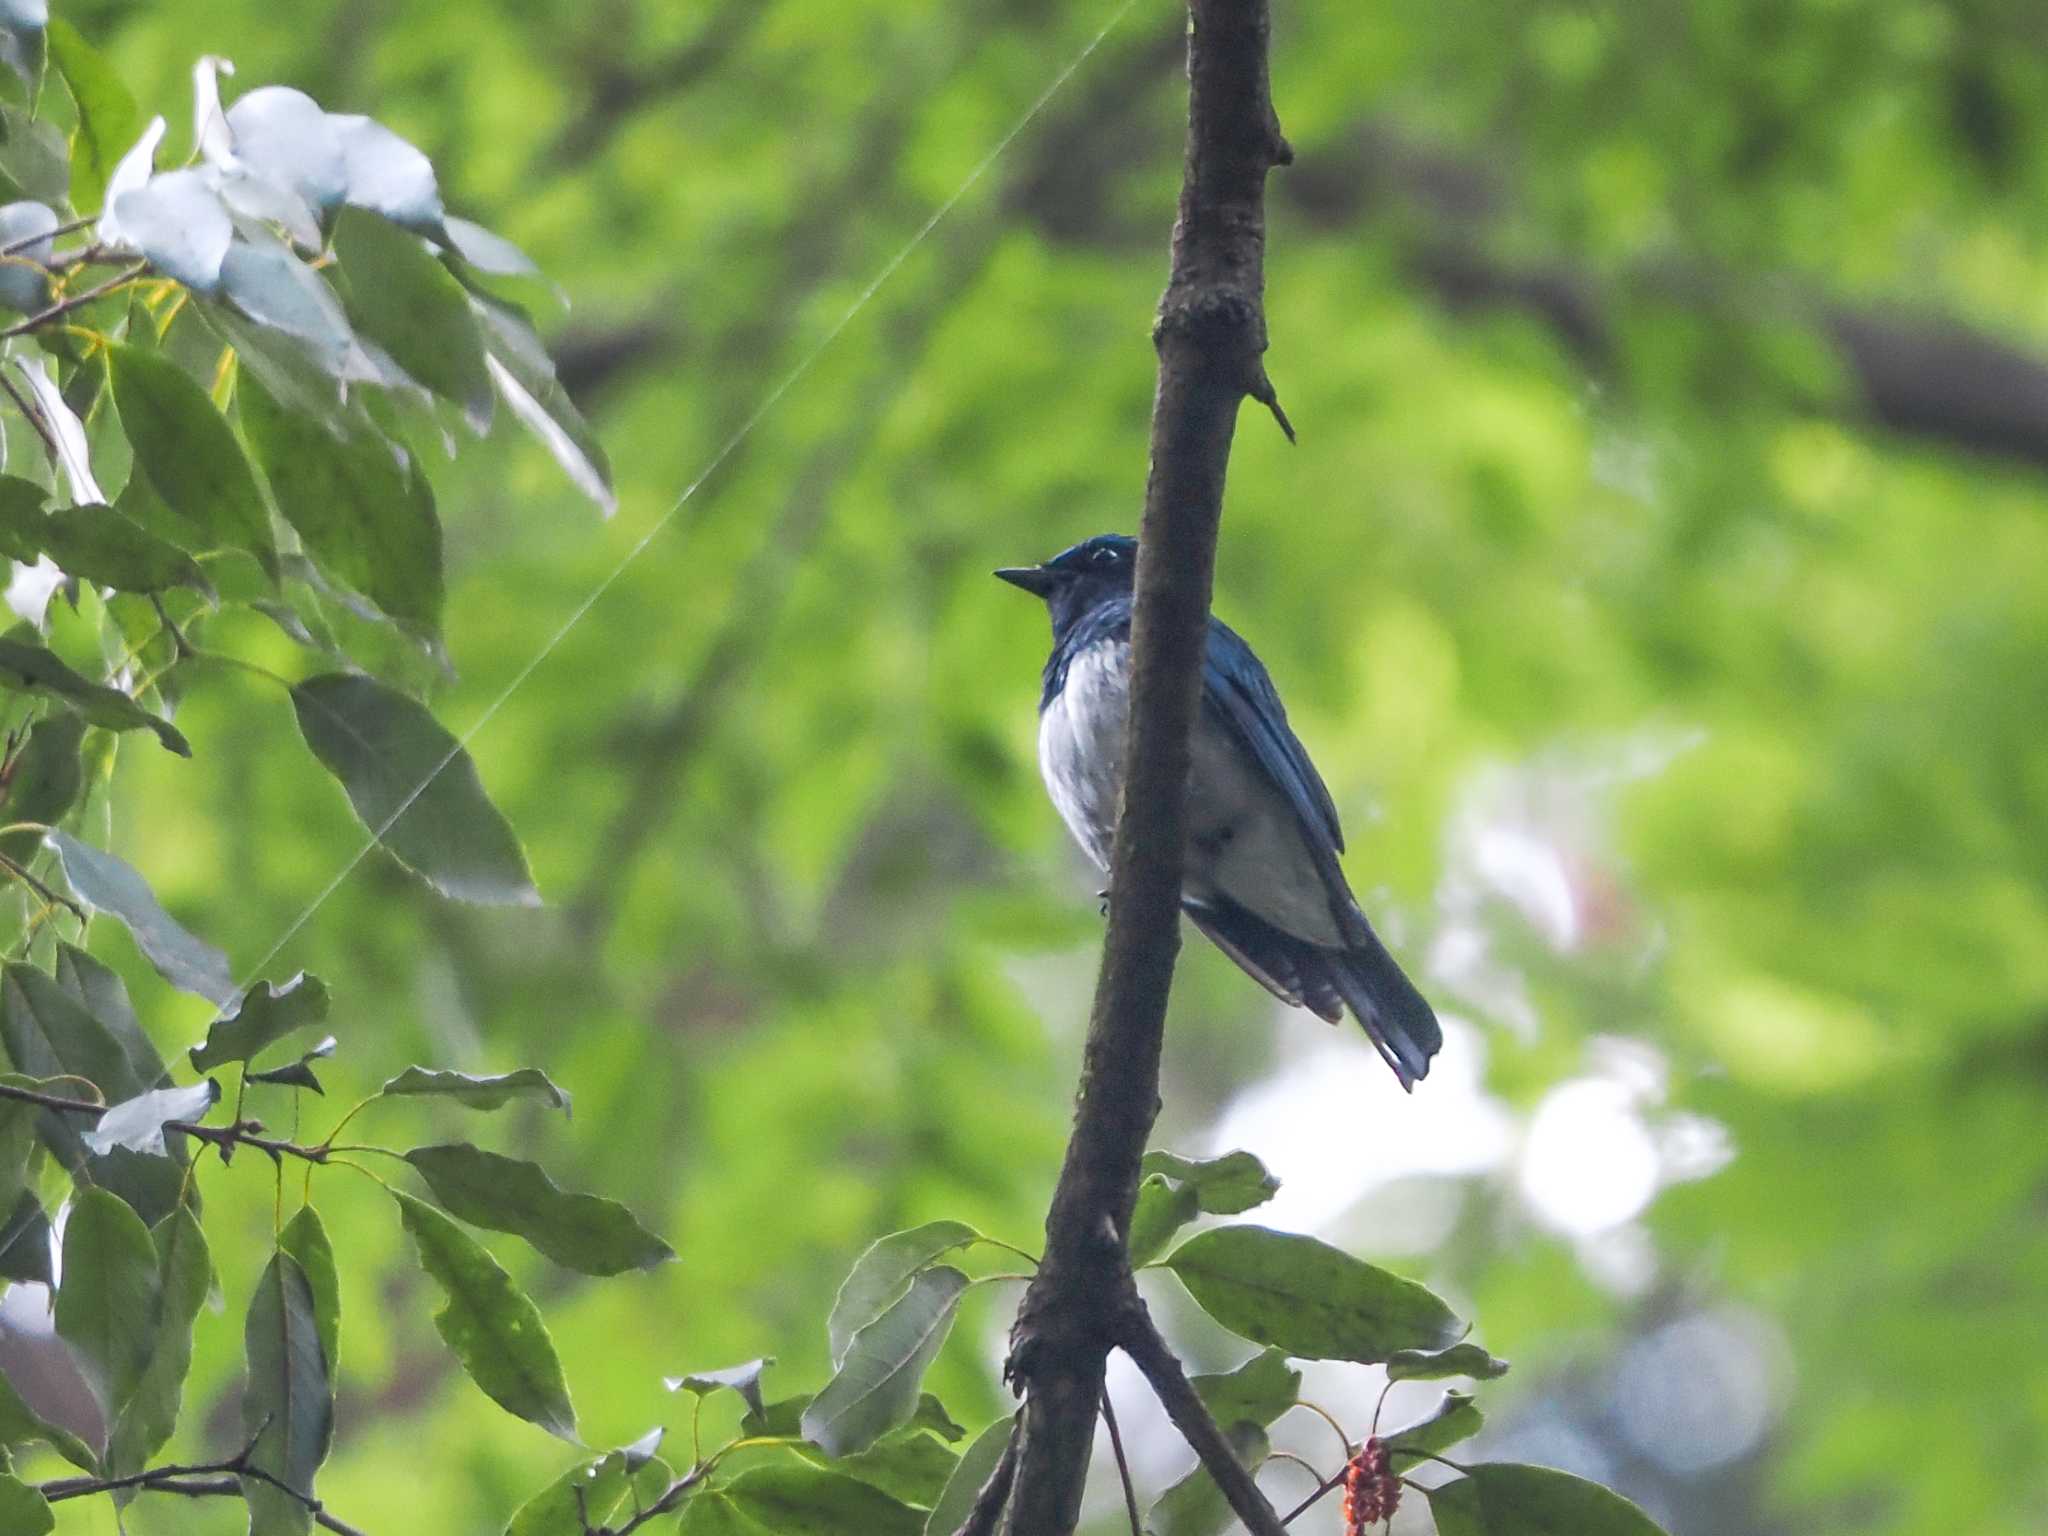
[1341, 1438, 1400, 1533]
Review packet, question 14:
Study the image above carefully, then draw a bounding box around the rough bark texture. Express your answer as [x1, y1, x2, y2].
[994, 5, 1292, 1535]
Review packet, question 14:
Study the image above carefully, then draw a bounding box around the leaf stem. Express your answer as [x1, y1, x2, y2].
[0, 260, 149, 340]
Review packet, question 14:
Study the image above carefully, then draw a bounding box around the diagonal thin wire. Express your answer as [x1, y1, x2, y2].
[232, 0, 1144, 993]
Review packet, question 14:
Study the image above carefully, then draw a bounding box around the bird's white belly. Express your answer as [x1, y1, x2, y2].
[1038, 641, 1344, 947]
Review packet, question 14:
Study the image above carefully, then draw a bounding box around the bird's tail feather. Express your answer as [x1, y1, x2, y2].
[1309, 930, 1442, 1091]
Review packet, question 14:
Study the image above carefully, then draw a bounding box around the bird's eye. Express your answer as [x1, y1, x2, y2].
[1093, 546, 1116, 565]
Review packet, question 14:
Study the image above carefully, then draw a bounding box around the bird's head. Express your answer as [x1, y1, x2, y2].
[994, 534, 1136, 633]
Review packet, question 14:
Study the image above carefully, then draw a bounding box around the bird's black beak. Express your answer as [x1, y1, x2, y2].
[993, 565, 1057, 597]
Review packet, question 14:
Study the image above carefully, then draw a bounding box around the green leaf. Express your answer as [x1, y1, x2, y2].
[0, 1081, 33, 1219]
[45, 19, 137, 213]
[663, 1357, 773, 1418]
[801, 1266, 967, 1457]
[46, 831, 235, 1005]
[800, 1426, 961, 1506]
[332, 207, 492, 427]
[505, 1439, 672, 1536]
[404, 1142, 674, 1275]
[723, 1464, 924, 1536]
[472, 294, 614, 514]
[1190, 1348, 1300, 1432]
[0, 639, 188, 754]
[0, 1347, 98, 1472]
[242, 1251, 333, 1536]
[825, 1220, 979, 1366]
[379, 1065, 569, 1114]
[1385, 1391, 1485, 1471]
[0, 1473, 51, 1536]
[280, 1206, 341, 1373]
[53, 1187, 160, 1421]
[1426, 1464, 1670, 1536]
[0, 963, 140, 1169]
[391, 1190, 577, 1441]
[1148, 1420, 1268, 1536]
[907, 1393, 966, 1443]
[921, 1416, 1013, 1536]
[1386, 1342, 1511, 1382]
[53, 944, 165, 1090]
[188, 974, 330, 1071]
[0, 481, 214, 596]
[1140, 1150, 1281, 1215]
[1128, 1173, 1200, 1267]
[105, 1205, 209, 1486]
[0, 714, 84, 863]
[108, 342, 276, 575]
[240, 376, 444, 635]
[675, 1490, 754, 1536]
[81, 1079, 218, 1157]
[246, 1035, 336, 1092]
[739, 1394, 811, 1439]
[1161, 1225, 1464, 1363]
[291, 672, 539, 906]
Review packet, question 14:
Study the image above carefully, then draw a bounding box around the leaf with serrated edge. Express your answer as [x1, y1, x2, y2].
[1162, 1225, 1463, 1363]
[802, 1266, 967, 1457]
[380, 1065, 568, 1113]
[826, 1220, 979, 1366]
[1140, 1149, 1280, 1215]
[188, 974, 329, 1071]
[405, 1142, 673, 1275]
[392, 1191, 576, 1440]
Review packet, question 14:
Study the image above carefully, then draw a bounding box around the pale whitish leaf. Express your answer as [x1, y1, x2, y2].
[826, 1220, 979, 1367]
[922, 1417, 1013, 1536]
[392, 1191, 577, 1441]
[474, 297, 614, 514]
[191, 55, 234, 164]
[379, 1065, 569, 1113]
[291, 672, 539, 906]
[3, 558, 61, 627]
[443, 216, 538, 277]
[12, 355, 105, 505]
[664, 1357, 773, 1418]
[208, 164, 321, 251]
[218, 228, 357, 377]
[109, 170, 234, 291]
[242, 1251, 332, 1536]
[0, 200, 55, 311]
[225, 87, 348, 212]
[95, 116, 166, 249]
[802, 1266, 967, 1456]
[331, 114, 443, 230]
[0, 1, 46, 35]
[46, 831, 237, 1005]
[82, 1079, 219, 1157]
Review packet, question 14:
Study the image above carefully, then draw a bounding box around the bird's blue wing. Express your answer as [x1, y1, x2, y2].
[1201, 618, 1346, 855]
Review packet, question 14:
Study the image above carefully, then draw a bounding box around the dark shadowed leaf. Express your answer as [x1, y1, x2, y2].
[1387, 1342, 1511, 1382]
[248, 1035, 336, 1092]
[1, 961, 137, 1164]
[0, 1333, 97, 1471]
[0, 639, 188, 753]
[106, 1204, 209, 1484]
[921, 1416, 1013, 1536]
[1191, 1348, 1300, 1432]
[332, 207, 491, 426]
[802, 1266, 967, 1457]
[108, 342, 276, 574]
[825, 1219, 979, 1366]
[1128, 1172, 1200, 1268]
[0, 482, 214, 596]
[724, 1464, 923, 1536]
[0, 1474, 50, 1535]
[379, 1065, 569, 1113]
[45, 19, 136, 213]
[52, 943, 159, 1080]
[1162, 1225, 1464, 1363]
[188, 973, 329, 1071]
[392, 1190, 577, 1440]
[1148, 1421, 1268, 1536]
[46, 831, 236, 1005]
[242, 1251, 333, 1536]
[473, 295, 614, 514]
[0, 1190, 53, 1285]
[0, 1080, 34, 1214]
[663, 1357, 772, 1418]
[0, 201, 55, 311]
[82, 1079, 218, 1157]
[1427, 1464, 1669, 1536]
[0, 713, 82, 863]
[53, 1187, 160, 1421]
[291, 672, 539, 906]
[1140, 1149, 1280, 1215]
[404, 1142, 674, 1275]
[241, 376, 443, 635]
[1386, 1391, 1485, 1471]
[280, 1205, 341, 1372]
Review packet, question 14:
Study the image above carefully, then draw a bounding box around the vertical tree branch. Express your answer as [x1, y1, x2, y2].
[999, 4, 1291, 1534]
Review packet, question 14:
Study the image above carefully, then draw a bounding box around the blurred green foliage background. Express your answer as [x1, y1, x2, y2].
[13, 0, 2048, 1530]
